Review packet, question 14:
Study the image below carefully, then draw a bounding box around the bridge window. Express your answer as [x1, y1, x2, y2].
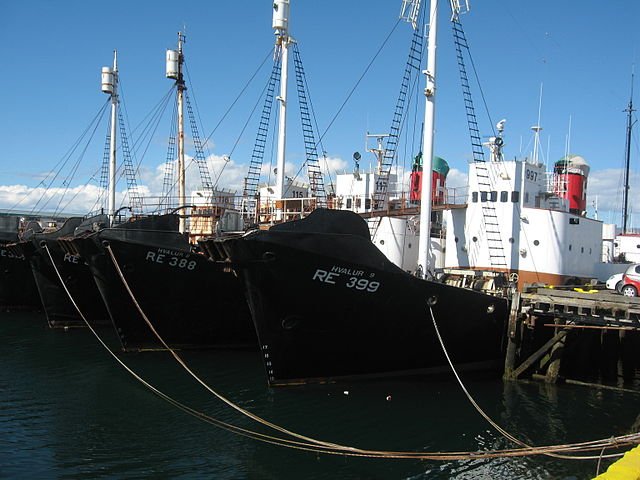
[500, 191, 508, 202]
[480, 191, 488, 202]
[489, 191, 497, 202]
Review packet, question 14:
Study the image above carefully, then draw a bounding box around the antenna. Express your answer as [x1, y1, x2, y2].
[622, 70, 636, 234]
[366, 133, 390, 174]
[564, 115, 572, 158]
[531, 83, 543, 165]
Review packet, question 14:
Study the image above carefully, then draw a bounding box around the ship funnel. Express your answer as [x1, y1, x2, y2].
[553, 154, 590, 215]
[101, 67, 114, 94]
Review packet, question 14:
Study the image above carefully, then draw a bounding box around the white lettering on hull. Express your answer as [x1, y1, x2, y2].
[312, 267, 380, 293]
[145, 249, 196, 271]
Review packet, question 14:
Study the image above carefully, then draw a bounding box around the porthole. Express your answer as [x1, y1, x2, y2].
[509, 238, 515, 244]
[472, 236, 478, 242]
[380, 239, 385, 245]
[533, 240, 540, 246]
[282, 315, 302, 330]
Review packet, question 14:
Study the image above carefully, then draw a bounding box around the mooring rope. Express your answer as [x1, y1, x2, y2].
[42, 243, 640, 460]
[104, 243, 349, 451]
[41, 245, 369, 454]
[106, 245, 636, 460]
[427, 303, 629, 461]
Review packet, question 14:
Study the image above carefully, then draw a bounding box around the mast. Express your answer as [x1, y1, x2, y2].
[167, 32, 187, 233]
[101, 50, 118, 226]
[417, 0, 437, 278]
[273, 0, 291, 199]
[623, 73, 635, 234]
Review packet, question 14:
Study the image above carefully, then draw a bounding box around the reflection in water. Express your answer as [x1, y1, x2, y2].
[1, 311, 638, 479]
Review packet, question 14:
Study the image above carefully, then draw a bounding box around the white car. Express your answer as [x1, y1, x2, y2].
[605, 272, 625, 293]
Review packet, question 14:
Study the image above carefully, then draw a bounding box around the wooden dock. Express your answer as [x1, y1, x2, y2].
[503, 287, 640, 388]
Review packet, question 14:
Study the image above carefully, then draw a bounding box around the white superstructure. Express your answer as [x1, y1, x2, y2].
[442, 150, 604, 287]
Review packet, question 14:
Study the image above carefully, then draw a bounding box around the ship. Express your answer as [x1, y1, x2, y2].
[200, 0, 511, 386]
[0, 215, 41, 310]
[59, 34, 257, 351]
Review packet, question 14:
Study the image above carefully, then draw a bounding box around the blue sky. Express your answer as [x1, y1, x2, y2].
[2, 0, 640, 228]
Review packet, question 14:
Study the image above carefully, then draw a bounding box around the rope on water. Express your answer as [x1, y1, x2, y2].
[105, 243, 349, 451]
[427, 303, 630, 461]
[43, 243, 640, 460]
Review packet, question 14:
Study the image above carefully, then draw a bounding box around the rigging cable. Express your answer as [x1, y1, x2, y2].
[317, 19, 402, 145]
[17, 100, 110, 216]
[203, 48, 274, 147]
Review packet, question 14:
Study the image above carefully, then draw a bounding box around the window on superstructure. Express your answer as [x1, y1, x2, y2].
[365, 199, 371, 210]
[355, 198, 361, 208]
[480, 191, 488, 202]
[500, 191, 508, 202]
[489, 191, 497, 202]
[511, 191, 520, 202]
[346, 198, 352, 209]
[472, 192, 478, 203]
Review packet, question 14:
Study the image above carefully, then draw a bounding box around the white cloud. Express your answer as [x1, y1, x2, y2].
[1, 165, 637, 230]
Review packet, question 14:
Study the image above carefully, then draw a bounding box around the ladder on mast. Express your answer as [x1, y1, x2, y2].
[117, 109, 143, 215]
[451, 15, 507, 269]
[243, 57, 282, 218]
[292, 43, 326, 207]
[161, 128, 177, 210]
[98, 130, 111, 211]
[185, 92, 214, 191]
[371, 5, 425, 211]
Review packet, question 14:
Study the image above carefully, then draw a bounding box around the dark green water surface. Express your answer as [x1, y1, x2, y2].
[1, 311, 638, 479]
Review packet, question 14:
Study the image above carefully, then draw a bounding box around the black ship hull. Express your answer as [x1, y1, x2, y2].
[0, 243, 40, 310]
[67, 215, 255, 351]
[209, 209, 510, 386]
[9, 217, 109, 328]
[40, 238, 110, 328]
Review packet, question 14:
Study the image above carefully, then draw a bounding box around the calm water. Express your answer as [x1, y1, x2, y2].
[1, 310, 639, 479]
